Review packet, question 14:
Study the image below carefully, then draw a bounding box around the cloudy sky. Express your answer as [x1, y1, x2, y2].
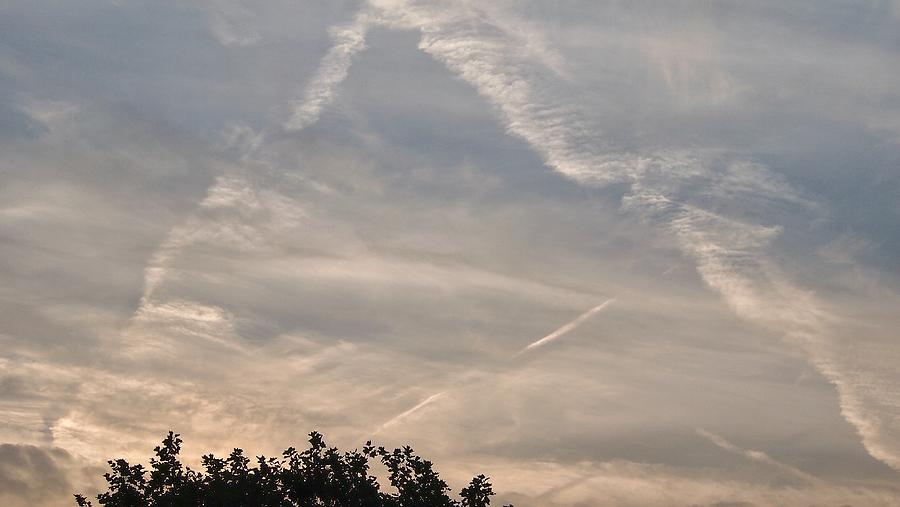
[2, 1, 900, 505]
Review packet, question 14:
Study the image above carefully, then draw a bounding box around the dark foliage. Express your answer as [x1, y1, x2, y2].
[75, 431, 511, 507]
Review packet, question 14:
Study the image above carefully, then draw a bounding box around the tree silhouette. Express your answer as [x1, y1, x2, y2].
[74, 431, 511, 507]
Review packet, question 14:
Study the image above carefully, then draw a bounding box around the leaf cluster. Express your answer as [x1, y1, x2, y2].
[75, 431, 511, 507]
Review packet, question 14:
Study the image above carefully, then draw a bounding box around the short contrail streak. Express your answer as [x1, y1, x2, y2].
[374, 392, 446, 434]
[518, 299, 615, 356]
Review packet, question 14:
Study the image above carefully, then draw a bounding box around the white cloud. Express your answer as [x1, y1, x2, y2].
[368, 0, 900, 472]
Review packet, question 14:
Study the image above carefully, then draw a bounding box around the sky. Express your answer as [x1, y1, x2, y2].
[1, 1, 900, 505]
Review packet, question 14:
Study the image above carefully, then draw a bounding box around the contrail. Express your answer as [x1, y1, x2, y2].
[374, 391, 446, 434]
[284, 11, 371, 131]
[696, 428, 819, 484]
[136, 9, 371, 307]
[518, 299, 615, 356]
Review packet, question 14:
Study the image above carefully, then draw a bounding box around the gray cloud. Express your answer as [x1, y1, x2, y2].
[0, 444, 102, 507]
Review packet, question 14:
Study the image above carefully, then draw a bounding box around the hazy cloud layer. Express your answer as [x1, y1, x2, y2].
[2, 1, 900, 506]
